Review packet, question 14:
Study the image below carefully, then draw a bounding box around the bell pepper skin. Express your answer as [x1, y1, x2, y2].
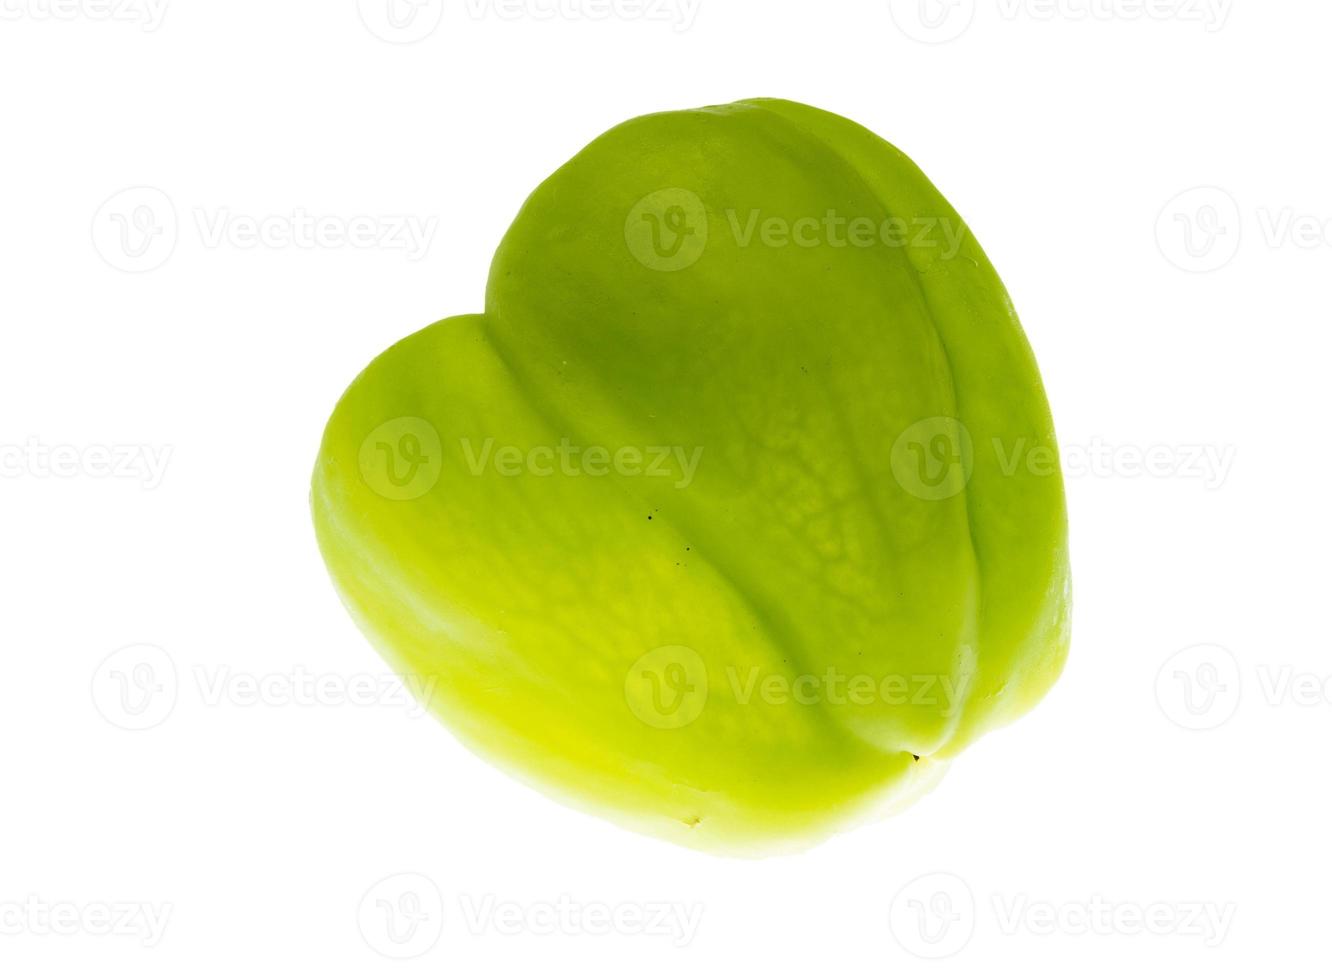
[312, 99, 1070, 855]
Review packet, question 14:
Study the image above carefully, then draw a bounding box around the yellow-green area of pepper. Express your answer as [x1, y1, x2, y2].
[312, 99, 1070, 855]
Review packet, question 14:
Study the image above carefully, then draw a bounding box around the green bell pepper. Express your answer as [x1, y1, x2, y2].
[312, 98, 1070, 854]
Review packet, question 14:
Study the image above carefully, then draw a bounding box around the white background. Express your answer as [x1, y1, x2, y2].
[1, 0, 1328, 976]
